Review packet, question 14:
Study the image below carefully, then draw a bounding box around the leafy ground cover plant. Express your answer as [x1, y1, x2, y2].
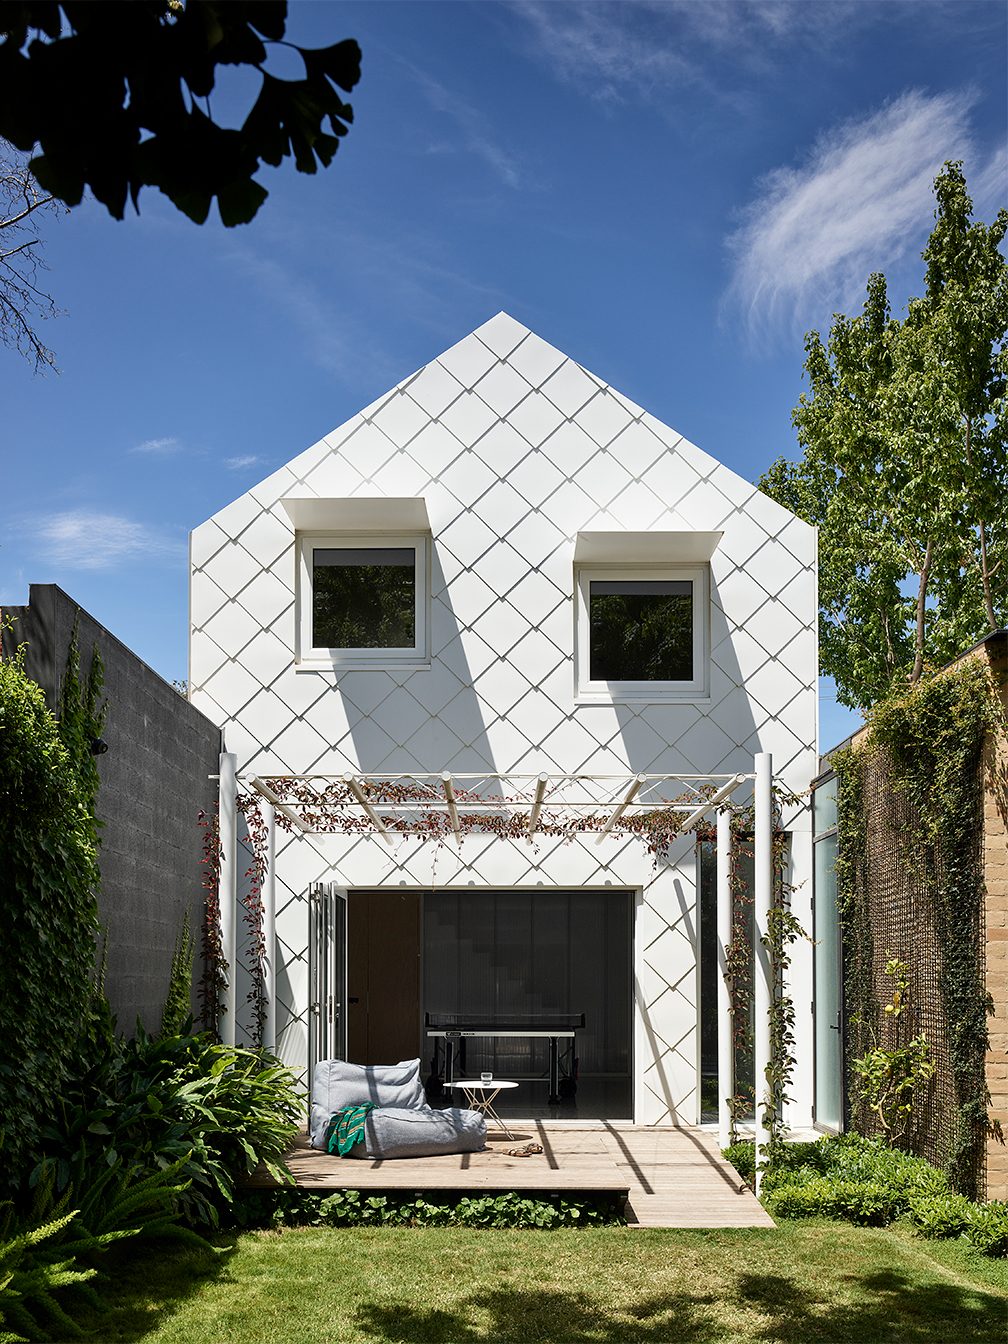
[722, 1140, 756, 1188]
[230, 1188, 624, 1231]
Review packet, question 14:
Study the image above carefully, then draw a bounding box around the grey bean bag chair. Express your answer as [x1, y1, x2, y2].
[310, 1058, 486, 1157]
[348, 1106, 486, 1160]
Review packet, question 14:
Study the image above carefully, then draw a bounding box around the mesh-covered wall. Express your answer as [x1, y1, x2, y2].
[844, 744, 986, 1195]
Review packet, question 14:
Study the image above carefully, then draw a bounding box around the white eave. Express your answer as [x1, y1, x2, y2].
[573, 530, 723, 564]
[280, 496, 431, 533]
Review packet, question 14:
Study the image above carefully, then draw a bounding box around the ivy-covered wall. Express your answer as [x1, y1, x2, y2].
[833, 632, 1007, 1201]
[982, 635, 1008, 1202]
[1, 585, 222, 1033]
[0, 625, 103, 1190]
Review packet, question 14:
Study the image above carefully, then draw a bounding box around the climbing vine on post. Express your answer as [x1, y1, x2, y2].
[696, 787, 804, 1151]
[198, 796, 268, 1046]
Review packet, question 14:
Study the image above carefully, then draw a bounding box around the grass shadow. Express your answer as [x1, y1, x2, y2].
[736, 1265, 1002, 1343]
[355, 1286, 721, 1342]
[354, 1265, 1006, 1343]
[68, 1233, 239, 1341]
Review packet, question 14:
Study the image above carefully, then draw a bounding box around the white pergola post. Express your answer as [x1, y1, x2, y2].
[754, 751, 773, 1194]
[717, 804, 733, 1152]
[263, 801, 277, 1056]
[218, 752, 238, 1048]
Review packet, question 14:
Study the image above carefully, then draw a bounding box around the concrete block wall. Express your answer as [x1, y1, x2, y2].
[2, 585, 222, 1033]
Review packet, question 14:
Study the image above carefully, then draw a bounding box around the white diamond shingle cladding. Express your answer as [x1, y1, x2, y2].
[189, 312, 817, 1127]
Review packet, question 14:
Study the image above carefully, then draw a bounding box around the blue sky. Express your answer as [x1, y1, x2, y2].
[2, 0, 1005, 753]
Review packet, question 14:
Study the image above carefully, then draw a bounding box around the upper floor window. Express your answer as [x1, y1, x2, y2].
[297, 533, 429, 669]
[575, 565, 708, 699]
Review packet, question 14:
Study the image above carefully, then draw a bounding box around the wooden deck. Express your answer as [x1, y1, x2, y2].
[247, 1123, 774, 1229]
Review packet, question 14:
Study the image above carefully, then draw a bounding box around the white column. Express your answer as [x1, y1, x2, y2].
[263, 801, 277, 1056]
[754, 751, 773, 1194]
[717, 805, 733, 1152]
[218, 752, 238, 1048]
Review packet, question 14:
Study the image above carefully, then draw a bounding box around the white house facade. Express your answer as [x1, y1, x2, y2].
[189, 312, 818, 1131]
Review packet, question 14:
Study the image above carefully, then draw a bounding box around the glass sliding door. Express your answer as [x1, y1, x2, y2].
[424, 888, 633, 1119]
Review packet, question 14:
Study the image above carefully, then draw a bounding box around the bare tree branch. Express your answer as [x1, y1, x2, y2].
[0, 140, 65, 375]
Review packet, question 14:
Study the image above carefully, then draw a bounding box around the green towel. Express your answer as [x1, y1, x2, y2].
[325, 1103, 378, 1156]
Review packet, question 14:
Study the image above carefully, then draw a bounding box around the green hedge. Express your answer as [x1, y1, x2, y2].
[727, 1135, 1008, 1256]
[0, 629, 104, 1192]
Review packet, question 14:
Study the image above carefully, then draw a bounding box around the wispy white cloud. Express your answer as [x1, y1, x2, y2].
[513, 0, 696, 102]
[29, 511, 185, 570]
[411, 67, 521, 187]
[130, 436, 179, 455]
[511, 0, 855, 103]
[220, 223, 507, 386]
[722, 90, 997, 346]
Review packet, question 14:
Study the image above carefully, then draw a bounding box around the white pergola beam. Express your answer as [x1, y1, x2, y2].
[344, 773, 394, 847]
[680, 774, 747, 831]
[250, 775, 312, 833]
[442, 771, 461, 844]
[527, 773, 549, 837]
[595, 774, 647, 844]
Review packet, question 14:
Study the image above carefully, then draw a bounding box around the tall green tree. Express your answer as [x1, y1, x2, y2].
[761, 163, 1008, 710]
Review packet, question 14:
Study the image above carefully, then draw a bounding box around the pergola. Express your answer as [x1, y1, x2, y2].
[215, 753, 777, 1185]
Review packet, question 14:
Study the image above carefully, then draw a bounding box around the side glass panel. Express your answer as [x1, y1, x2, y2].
[313, 547, 416, 649]
[589, 579, 693, 681]
[813, 774, 837, 836]
[814, 832, 841, 1130]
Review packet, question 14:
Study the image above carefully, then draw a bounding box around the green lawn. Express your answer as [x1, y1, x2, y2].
[76, 1221, 1007, 1343]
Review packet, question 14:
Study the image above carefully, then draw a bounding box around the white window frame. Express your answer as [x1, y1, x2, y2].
[296, 532, 431, 670]
[574, 563, 709, 701]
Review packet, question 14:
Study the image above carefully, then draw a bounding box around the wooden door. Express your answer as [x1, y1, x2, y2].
[346, 891, 421, 1065]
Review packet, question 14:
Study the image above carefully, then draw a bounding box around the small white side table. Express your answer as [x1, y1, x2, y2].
[450, 1080, 519, 1140]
